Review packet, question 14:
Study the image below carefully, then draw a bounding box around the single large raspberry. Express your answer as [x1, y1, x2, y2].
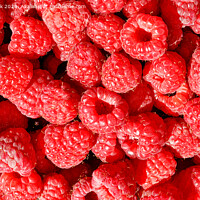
[117, 112, 167, 160]
[120, 13, 168, 61]
[78, 87, 129, 134]
[134, 149, 177, 189]
[92, 160, 137, 200]
[102, 52, 142, 93]
[0, 170, 43, 200]
[44, 122, 95, 169]
[0, 55, 33, 98]
[87, 14, 124, 53]
[67, 41, 105, 88]
[9, 69, 53, 119]
[191, 13, 200, 34]
[0, 128, 36, 176]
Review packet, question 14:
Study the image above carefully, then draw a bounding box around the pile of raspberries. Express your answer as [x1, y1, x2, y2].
[0, 0, 200, 199]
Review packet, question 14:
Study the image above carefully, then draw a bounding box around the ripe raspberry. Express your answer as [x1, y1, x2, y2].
[67, 41, 105, 88]
[30, 59, 40, 70]
[134, 149, 177, 189]
[9, 69, 53, 119]
[78, 87, 129, 134]
[102, 52, 142, 93]
[165, 117, 200, 158]
[40, 173, 71, 200]
[0, 29, 4, 46]
[92, 160, 137, 199]
[0, 128, 36, 176]
[117, 112, 167, 160]
[0, 55, 33, 98]
[123, 0, 160, 18]
[0, 100, 28, 132]
[0, 44, 9, 57]
[44, 122, 95, 169]
[193, 153, 200, 165]
[87, 14, 124, 53]
[120, 13, 168, 60]
[0, 170, 43, 200]
[143, 51, 186, 94]
[191, 13, 200, 34]
[0, 0, 5, 30]
[92, 132, 125, 163]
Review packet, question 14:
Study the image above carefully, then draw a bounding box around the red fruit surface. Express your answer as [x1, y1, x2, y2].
[0, 0, 5, 30]
[30, 59, 40, 70]
[0, 29, 4, 46]
[191, 13, 200, 34]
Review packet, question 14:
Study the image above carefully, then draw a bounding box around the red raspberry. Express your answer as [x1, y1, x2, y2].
[0, 0, 5, 30]
[67, 41, 105, 88]
[194, 153, 200, 165]
[0, 128, 36, 176]
[0, 29, 4, 46]
[143, 51, 186, 94]
[120, 13, 168, 61]
[102, 52, 142, 93]
[0, 55, 33, 98]
[30, 59, 40, 70]
[9, 16, 53, 60]
[134, 149, 177, 189]
[87, 14, 124, 54]
[123, 0, 160, 18]
[78, 87, 129, 134]
[0, 100, 28, 132]
[40, 173, 71, 200]
[44, 122, 95, 169]
[117, 112, 167, 160]
[92, 132, 125, 163]
[165, 117, 200, 158]
[122, 81, 154, 115]
[37, 80, 80, 125]
[191, 13, 200, 34]
[9, 69, 53, 119]
[92, 160, 137, 199]
[0, 44, 9, 57]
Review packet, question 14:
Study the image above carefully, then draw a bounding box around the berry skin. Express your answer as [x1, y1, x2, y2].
[8, 16, 53, 60]
[102, 52, 142, 93]
[117, 112, 167, 160]
[78, 87, 129, 134]
[134, 149, 177, 189]
[143, 51, 186, 95]
[44, 122, 95, 169]
[120, 13, 168, 61]
[191, 13, 200, 34]
[0, 55, 33, 98]
[0, 170, 43, 200]
[87, 14, 124, 54]
[67, 41, 105, 88]
[0, 0, 5, 30]
[0, 128, 36, 176]
[9, 69, 53, 119]
[40, 173, 71, 200]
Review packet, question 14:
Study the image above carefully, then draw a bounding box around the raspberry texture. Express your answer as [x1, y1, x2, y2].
[120, 13, 168, 61]
[0, 170, 43, 200]
[44, 121, 95, 169]
[67, 41, 105, 88]
[0, 128, 36, 176]
[117, 112, 167, 160]
[0, 55, 33, 98]
[102, 52, 142, 93]
[87, 14, 124, 53]
[0, 0, 5, 30]
[191, 13, 200, 34]
[78, 87, 129, 134]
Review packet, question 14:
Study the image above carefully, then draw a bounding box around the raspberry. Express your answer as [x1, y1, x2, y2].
[0, 55, 33, 98]
[134, 149, 177, 189]
[44, 122, 95, 169]
[0, 128, 36, 176]
[194, 153, 200, 165]
[102, 52, 142, 93]
[0, 170, 43, 200]
[92, 132, 125, 163]
[122, 81, 154, 115]
[78, 87, 129, 134]
[123, 0, 160, 18]
[165, 117, 200, 158]
[92, 160, 137, 199]
[0, 44, 9, 57]
[9, 69, 53, 119]
[37, 80, 80, 125]
[120, 13, 168, 61]
[191, 13, 200, 34]
[40, 173, 71, 200]
[0, 100, 28, 132]
[0, 29, 4, 46]
[117, 112, 167, 160]
[30, 59, 40, 70]
[143, 51, 186, 95]
[67, 41, 105, 88]
[0, 0, 5, 30]
[87, 14, 124, 53]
